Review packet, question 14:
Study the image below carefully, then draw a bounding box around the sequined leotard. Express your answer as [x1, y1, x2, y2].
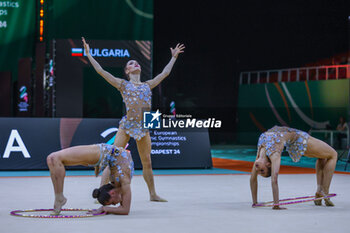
[257, 126, 309, 162]
[117, 80, 152, 141]
[95, 144, 134, 182]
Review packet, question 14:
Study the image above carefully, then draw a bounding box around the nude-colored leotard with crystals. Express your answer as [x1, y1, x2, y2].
[117, 80, 152, 140]
[257, 126, 309, 162]
[97, 143, 134, 183]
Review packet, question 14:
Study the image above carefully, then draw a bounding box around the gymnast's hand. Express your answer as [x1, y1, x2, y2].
[88, 206, 106, 215]
[82, 37, 90, 55]
[171, 43, 185, 58]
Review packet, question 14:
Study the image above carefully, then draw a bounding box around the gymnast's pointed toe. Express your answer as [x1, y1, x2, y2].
[314, 192, 322, 206]
[324, 198, 335, 207]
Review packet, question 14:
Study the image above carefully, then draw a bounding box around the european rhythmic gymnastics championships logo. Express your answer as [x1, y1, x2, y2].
[143, 110, 161, 129]
[18, 86, 29, 112]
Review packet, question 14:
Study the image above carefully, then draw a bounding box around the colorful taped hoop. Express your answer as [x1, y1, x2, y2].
[254, 193, 336, 207]
[10, 208, 106, 218]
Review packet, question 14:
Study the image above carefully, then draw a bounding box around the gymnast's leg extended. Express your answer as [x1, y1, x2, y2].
[47, 145, 100, 214]
[305, 136, 338, 206]
[136, 132, 167, 202]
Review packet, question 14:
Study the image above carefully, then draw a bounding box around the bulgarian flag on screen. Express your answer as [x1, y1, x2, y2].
[71, 48, 83, 56]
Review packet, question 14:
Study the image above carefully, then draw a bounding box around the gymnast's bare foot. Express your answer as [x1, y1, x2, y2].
[272, 206, 287, 210]
[150, 194, 168, 202]
[324, 197, 335, 206]
[94, 166, 100, 177]
[314, 192, 322, 206]
[51, 195, 67, 215]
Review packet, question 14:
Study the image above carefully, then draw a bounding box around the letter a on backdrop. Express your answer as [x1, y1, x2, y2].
[3, 129, 31, 158]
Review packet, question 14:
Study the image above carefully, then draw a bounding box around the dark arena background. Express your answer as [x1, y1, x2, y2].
[0, 0, 350, 232]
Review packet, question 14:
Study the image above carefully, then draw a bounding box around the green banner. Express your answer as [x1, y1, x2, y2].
[237, 80, 350, 144]
[48, 0, 153, 40]
[0, 0, 36, 79]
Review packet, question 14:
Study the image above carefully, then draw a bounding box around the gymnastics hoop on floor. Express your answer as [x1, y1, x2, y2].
[10, 208, 106, 218]
[254, 193, 336, 207]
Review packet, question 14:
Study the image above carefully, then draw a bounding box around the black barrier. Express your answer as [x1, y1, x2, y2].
[0, 118, 212, 170]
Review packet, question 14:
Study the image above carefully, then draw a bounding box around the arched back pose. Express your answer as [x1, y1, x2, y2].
[47, 143, 133, 215]
[82, 37, 184, 202]
[250, 126, 337, 209]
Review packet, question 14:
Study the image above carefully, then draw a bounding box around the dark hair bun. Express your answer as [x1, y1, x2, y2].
[92, 188, 100, 198]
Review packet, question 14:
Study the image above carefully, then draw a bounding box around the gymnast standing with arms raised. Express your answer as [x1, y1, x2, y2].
[250, 126, 337, 209]
[82, 37, 185, 202]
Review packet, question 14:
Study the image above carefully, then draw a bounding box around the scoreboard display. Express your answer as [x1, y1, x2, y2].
[0, 1, 35, 43]
[0, 0, 35, 75]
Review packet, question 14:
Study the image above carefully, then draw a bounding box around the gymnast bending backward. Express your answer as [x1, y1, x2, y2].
[250, 126, 338, 209]
[47, 143, 134, 215]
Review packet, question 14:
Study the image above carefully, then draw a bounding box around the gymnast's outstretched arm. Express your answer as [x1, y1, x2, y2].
[82, 37, 123, 90]
[250, 148, 262, 206]
[250, 163, 258, 206]
[146, 43, 185, 89]
[269, 153, 285, 210]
